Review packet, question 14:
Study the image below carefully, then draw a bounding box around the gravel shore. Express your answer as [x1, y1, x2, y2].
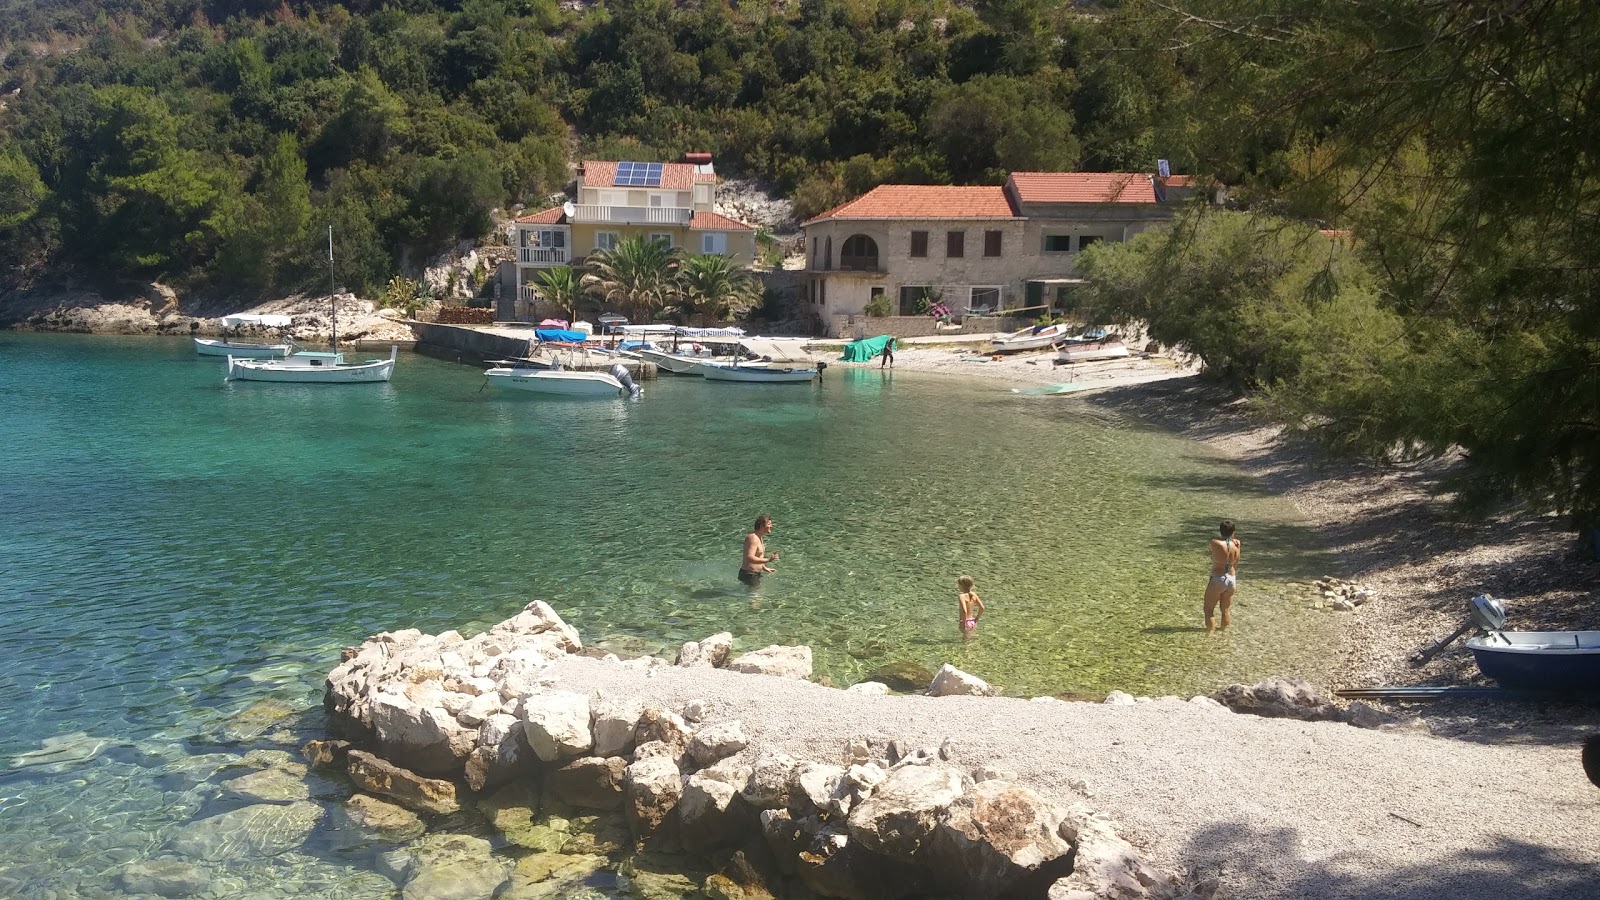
[547, 654, 1600, 900]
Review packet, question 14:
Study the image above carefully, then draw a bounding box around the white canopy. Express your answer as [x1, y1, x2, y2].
[221, 314, 292, 328]
[741, 339, 814, 363]
[616, 324, 678, 335]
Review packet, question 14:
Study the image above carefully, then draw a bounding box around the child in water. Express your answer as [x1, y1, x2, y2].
[956, 575, 986, 635]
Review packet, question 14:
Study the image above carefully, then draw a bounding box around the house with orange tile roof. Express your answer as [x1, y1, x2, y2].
[509, 153, 758, 313]
[801, 171, 1198, 336]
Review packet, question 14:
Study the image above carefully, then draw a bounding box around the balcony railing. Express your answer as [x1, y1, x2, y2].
[518, 247, 569, 265]
[572, 205, 693, 226]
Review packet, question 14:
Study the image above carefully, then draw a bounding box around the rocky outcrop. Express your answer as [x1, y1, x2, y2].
[928, 664, 994, 697]
[727, 645, 813, 679]
[1212, 678, 1344, 722]
[347, 750, 460, 815]
[676, 632, 733, 668]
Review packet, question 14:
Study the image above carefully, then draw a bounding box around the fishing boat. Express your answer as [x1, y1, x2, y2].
[990, 323, 1076, 353]
[636, 348, 714, 375]
[227, 347, 397, 383]
[1056, 336, 1130, 363]
[194, 314, 294, 358]
[484, 362, 640, 397]
[700, 363, 818, 383]
[224, 227, 398, 384]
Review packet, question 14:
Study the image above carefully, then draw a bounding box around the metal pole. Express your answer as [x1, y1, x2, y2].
[327, 225, 337, 352]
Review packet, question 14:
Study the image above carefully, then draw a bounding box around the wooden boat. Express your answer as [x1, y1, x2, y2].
[636, 348, 715, 375]
[195, 313, 294, 358]
[484, 366, 634, 397]
[1466, 631, 1600, 691]
[227, 347, 397, 383]
[1056, 337, 1130, 363]
[990, 324, 1076, 353]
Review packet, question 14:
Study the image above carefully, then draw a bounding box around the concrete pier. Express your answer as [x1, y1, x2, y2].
[408, 322, 656, 378]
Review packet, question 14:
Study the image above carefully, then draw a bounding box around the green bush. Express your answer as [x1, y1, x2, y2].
[863, 295, 892, 317]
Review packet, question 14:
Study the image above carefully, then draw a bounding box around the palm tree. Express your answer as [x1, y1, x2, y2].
[678, 254, 762, 326]
[535, 266, 584, 326]
[581, 235, 682, 323]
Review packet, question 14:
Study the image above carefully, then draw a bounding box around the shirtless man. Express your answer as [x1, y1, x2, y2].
[740, 514, 779, 588]
[1205, 520, 1241, 633]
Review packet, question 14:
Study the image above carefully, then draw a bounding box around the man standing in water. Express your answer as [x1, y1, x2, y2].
[1205, 520, 1241, 633]
[740, 514, 779, 588]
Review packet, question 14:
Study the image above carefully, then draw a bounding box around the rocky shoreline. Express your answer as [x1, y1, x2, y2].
[297, 601, 1599, 900]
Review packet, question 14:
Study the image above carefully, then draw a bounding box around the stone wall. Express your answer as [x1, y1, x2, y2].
[827, 314, 1028, 339]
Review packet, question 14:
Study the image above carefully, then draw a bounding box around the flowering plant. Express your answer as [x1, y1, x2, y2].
[928, 301, 952, 323]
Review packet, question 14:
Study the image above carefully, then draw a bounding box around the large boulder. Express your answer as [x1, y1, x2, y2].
[170, 801, 324, 861]
[676, 632, 734, 668]
[741, 750, 798, 810]
[592, 694, 645, 758]
[625, 756, 685, 837]
[520, 690, 594, 762]
[927, 664, 994, 697]
[727, 645, 813, 679]
[845, 762, 970, 862]
[636, 706, 694, 758]
[550, 756, 628, 810]
[346, 749, 461, 815]
[329, 794, 428, 847]
[487, 600, 583, 652]
[930, 780, 1075, 893]
[1050, 803, 1179, 900]
[366, 688, 478, 774]
[389, 833, 513, 900]
[117, 859, 211, 897]
[678, 773, 743, 853]
[793, 762, 850, 817]
[688, 721, 749, 767]
[1212, 678, 1343, 722]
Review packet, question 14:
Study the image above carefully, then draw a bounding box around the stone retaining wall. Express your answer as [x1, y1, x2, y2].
[827, 314, 1029, 340]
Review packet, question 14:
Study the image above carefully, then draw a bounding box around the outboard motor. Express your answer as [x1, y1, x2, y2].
[1470, 594, 1506, 631]
[610, 362, 641, 398]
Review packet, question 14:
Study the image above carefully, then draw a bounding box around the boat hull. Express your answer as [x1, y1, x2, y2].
[226, 347, 397, 383]
[195, 338, 291, 359]
[636, 349, 707, 375]
[1466, 631, 1600, 691]
[991, 325, 1075, 353]
[485, 368, 626, 396]
[701, 365, 818, 383]
[1056, 340, 1130, 363]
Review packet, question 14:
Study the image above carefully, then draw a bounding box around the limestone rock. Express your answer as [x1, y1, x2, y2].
[1213, 678, 1343, 722]
[346, 749, 460, 815]
[478, 780, 542, 846]
[845, 762, 970, 861]
[520, 690, 594, 762]
[593, 694, 646, 757]
[678, 773, 743, 853]
[794, 762, 850, 817]
[689, 721, 749, 767]
[330, 794, 427, 846]
[626, 756, 685, 837]
[504, 852, 609, 899]
[636, 706, 694, 758]
[933, 780, 1074, 891]
[676, 632, 734, 668]
[727, 645, 813, 680]
[846, 681, 891, 695]
[394, 833, 513, 900]
[465, 727, 530, 793]
[928, 664, 993, 697]
[301, 738, 351, 769]
[488, 600, 583, 652]
[1051, 803, 1179, 900]
[367, 688, 478, 774]
[742, 750, 798, 809]
[117, 859, 211, 897]
[682, 699, 710, 723]
[1103, 691, 1136, 706]
[458, 692, 502, 727]
[551, 756, 628, 810]
[867, 661, 934, 693]
[847, 762, 886, 793]
[170, 801, 323, 861]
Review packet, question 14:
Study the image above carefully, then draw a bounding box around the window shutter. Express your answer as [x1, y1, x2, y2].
[947, 231, 964, 257]
[984, 230, 1002, 257]
[910, 231, 928, 257]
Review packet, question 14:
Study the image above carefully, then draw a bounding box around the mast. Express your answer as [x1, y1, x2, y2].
[327, 224, 337, 351]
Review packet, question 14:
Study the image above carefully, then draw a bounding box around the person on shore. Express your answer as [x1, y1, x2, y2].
[957, 575, 986, 636]
[740, 514, 779, 588]
[880, 336, 895, 368]
[1205, 520, 1241, 633]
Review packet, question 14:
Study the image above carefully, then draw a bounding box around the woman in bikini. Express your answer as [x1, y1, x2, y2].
[1205, 520, 1241, 633]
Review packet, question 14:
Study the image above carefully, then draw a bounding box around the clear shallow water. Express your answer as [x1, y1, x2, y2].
[0, 333, 1336, 896]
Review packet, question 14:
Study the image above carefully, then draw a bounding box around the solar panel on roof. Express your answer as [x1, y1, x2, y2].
[615, 161, 663, 188]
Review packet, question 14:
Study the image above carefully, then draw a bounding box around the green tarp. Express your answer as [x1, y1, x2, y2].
[840, 334, 893, 362]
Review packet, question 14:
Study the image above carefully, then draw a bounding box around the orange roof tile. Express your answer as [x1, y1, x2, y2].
[804, 185, 1018, 224]
[1162, 175, 1195, 188]
[1007, 172, 1160, 205]
[689, 211, 754, 231]
[515, 206, 568, 224]
[581, 160, 697, 191]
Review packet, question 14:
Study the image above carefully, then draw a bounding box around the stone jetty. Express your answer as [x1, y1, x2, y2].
[318, 601, 1184, 899]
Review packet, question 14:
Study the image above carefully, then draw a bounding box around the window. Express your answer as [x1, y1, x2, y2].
[946, 231, 965, 258]
[840, 234, 879, 270]
[1078, 235, 1104, 250]
[970, 287, 1001, 310]
[520, 229, 532, 248]
[537, 230, 565, 248]
[910, 231, 928, 257]
[1043, 234, 1072, 253]
[650, 194, 664, 207]
[811, 237, 818, 268]
[701, 232, 727, 255]
[596, 232, 619, 251]
[648, 232, 673, 247]
[984, 230, 1002, 257]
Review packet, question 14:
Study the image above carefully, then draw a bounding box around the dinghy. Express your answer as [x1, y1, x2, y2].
[990, 324, 1075, 353]
[485, 362, 641, 398]
[1056, 337, 1130, 363]
[194, 314, 294, 358]
[1452, 595, 1600, 692]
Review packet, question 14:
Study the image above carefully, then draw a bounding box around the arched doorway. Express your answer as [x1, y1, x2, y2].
[840, 235, 879, 271]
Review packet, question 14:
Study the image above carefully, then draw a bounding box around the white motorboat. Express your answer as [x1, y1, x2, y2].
[635, 348, 714, 375]
[991, 324, 1076, 353]
[227, 347, 397, 383]
[1056, 338, 1130, 363]
[195, 314, 294, 358]
[678, 355, 771, 377]
[701, 363, 819, 383]
[484, 363, 640, 397]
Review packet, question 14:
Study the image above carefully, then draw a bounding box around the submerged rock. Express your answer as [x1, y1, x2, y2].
[346, 749, 460, 815]
[117, 858, 211, 897]
[170, 800, 323, 860]
[329, 793, 427, 846]
[221, 764, 312, 803]
[866, 662, 935, 693]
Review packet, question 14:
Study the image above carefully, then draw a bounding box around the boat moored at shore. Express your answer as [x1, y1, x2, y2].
[484, 361, 641, 397]
[1056, 337, 1131, 363]
[226, 346, 398, 383]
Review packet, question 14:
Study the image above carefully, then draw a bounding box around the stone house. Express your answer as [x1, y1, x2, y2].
[507, 154, 758, 316]
[801, 172, 1197, 337]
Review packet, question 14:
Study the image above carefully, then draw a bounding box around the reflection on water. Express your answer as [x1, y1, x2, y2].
[0, 334, 1336, 895]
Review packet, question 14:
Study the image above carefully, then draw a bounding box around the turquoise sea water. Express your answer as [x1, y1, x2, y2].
[0, 332, 1335, 896]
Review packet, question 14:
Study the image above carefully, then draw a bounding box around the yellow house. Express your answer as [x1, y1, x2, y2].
[512, 154, 758, 310]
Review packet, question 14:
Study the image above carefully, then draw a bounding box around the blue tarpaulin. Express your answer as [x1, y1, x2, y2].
[536, 328, 589, 344]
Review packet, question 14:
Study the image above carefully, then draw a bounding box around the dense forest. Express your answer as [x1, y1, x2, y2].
[4, 0, 1600, 518]
[0, 0, 1178, 295]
